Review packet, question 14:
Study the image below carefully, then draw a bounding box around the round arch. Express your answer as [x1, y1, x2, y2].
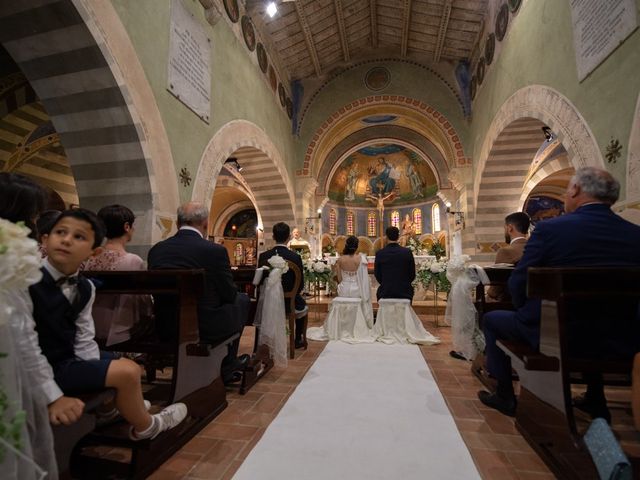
[471, 85, 602, 258]
[192, 120, 296, 235]
[0, 0, 179, 256]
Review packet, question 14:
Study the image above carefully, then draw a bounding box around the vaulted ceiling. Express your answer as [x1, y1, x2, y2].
[251, 0, 488, 80]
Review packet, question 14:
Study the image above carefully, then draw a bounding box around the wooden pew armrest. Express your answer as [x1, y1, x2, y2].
[497, 340, 559, 371]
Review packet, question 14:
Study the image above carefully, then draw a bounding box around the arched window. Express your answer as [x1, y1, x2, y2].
[432, 204, 441, 232]
[234, 243, 245, 265]
[329, 209, 337, 235]
[390, 210, 400, 228]
[367, 211, 377, 237]
[413, 208, 422, 235]
[346, 211, 355, 236]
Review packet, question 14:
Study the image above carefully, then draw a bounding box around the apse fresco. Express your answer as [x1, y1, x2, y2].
[328, 144, 438, 206]
[524, 196, 565, 224]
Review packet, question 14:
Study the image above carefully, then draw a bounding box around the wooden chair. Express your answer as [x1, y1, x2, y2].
[497, 266, 640, 479]
[284, 260, 306, 359]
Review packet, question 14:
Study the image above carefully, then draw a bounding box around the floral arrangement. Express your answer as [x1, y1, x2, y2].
[407, 236, 426, 256]
[267, 254, 289, 273]
[0, 219, 42, 461]
[428, 241, 446, 260]
[414, 259, 452, 293]
[0, 219, 42, 290]
[303, 258, 333, 284]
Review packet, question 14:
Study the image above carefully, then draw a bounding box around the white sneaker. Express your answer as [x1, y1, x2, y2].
[153, 403, 188, 437]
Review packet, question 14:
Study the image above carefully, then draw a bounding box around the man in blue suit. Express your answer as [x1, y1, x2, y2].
[375, 226, 415, 301]
[478, 167, 640, 418]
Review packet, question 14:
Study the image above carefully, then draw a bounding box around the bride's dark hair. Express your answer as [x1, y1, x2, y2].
[343, 235, 359, 255]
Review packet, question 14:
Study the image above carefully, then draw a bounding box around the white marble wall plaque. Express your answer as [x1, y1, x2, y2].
[571, 0, 638, 81]
[168, 0, 211, 122]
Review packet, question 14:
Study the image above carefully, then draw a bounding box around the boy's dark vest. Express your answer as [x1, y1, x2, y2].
[29, 268, 92, 366]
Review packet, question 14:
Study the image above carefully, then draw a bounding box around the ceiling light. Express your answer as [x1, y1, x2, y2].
[225, 157, 243, 172]
[266, 1, 277, 17]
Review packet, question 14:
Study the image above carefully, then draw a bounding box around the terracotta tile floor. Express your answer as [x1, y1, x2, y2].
[148, 313, 636, 480]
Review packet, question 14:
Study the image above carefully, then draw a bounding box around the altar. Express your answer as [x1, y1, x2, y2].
[324, 254, 436, 266]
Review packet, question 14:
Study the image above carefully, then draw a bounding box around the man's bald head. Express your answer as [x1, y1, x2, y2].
[177, 202, 209, 234]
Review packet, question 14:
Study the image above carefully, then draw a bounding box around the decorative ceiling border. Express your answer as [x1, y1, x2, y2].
[297, 58, 464, 131]
[296, 94, 469, 177]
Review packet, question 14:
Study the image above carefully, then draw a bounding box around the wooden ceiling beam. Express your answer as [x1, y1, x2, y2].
[294, 2, 322, 77]
[433, 0, 452, 62]
[370, 0, 378, 48]
[400, 0, 412, 57]
[334, 0, 350, 62]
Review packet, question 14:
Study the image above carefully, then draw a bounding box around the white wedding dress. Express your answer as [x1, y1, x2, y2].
[308, 253, 376, 343]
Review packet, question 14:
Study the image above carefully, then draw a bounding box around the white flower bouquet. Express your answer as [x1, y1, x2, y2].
[0, 219, 42, 292]
[414, 258, 452, 293]
[267, 254, 289, 273]
[303, 258, 332, 284]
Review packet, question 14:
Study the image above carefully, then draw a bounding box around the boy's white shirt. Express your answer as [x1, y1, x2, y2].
[9, 259, 100, 404]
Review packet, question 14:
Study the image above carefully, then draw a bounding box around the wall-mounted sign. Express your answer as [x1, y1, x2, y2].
[167, 0, 211, 123]
[571, 0, 638, 81]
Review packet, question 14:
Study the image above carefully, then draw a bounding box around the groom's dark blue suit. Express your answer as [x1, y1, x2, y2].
[374, 242, 415, 300]
[484, 203, 640, 386]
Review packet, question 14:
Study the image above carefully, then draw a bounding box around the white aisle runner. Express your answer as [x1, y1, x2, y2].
[233, 342, 481, 480]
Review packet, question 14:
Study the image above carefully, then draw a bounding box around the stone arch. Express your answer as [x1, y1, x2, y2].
[193, 120, 296, 235]
[316, 127, 451, 197]
[0, 0, 179, 255]
[301, 96, 469, 178]
[471, 85, 602, 259]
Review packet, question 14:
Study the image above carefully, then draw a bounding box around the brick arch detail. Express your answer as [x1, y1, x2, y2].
[193, 120, 296, 232]
[298, 95, 469, 178]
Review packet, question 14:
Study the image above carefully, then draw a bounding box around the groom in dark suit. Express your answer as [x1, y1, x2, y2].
[148, 202, 249, 384]
[258, 222, 308, 348]
[479, 167, 640, 418]
[374, 226, 415, 301]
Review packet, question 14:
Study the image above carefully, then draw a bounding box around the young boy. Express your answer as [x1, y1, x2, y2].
[32, 208, 187, 440]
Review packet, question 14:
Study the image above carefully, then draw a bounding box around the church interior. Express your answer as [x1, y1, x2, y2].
[2, 0, 640, 478]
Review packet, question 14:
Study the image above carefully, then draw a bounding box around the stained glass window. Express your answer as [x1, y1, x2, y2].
[346, 211, 355, 236]
[391, 210, 400, 228]
[329, 209, 337, 235]
[367, 211, 377, 237]
[413, 208, 422, 235]
[432, 204, 441, 232]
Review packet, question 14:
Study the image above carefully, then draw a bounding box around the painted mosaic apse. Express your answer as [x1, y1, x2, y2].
[328, 144, 438, 206]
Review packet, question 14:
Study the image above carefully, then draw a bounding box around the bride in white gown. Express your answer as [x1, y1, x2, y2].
[307, 236, 375, 343]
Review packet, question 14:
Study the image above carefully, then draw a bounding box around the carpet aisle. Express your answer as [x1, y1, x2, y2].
[233, 341, 481, 479]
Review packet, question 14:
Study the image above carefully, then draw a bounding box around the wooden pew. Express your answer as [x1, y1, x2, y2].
[73, 269, 235, 479]
[231, 266, 274, 394]
[497, 267, 640, 479]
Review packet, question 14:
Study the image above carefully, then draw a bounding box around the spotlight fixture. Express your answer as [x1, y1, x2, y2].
[542, 126, 554, 142]
[266, 1, 277, 17]
[225, 157, 243, 172]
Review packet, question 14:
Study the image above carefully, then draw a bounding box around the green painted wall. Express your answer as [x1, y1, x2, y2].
[110, 0, 297, 201]
[470, 0, 640, 197]
[296, 62, 471, 168]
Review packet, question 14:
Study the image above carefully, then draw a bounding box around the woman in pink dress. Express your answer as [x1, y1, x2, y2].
[83, 205, 152, 346]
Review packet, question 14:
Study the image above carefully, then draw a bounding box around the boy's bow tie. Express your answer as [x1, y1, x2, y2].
[55, 275, 78, 287]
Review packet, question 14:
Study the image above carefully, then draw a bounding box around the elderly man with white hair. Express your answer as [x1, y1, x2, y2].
[478, 167, 640, 420]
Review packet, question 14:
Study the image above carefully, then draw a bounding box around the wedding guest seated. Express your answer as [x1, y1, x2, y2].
[259, 222, 308, 348]
[486, 212, 530, 302]
[478, 167, 640, 419]
[148, 202, 250, 384]
[33, 208, 187, 439]
[36, 209, 61, 258]
[83, 204, 153, 346]
[0, 173, 68, 476]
